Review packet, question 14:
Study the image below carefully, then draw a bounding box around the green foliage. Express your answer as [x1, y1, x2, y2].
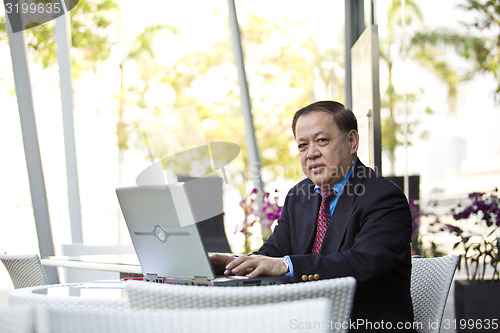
[118, 14, 333, 185]
[69, 0, 119, 76]
[0, 20, 4, 41]
[411, 29, 488, 65]
[386, 0, 423, 30]
[381, 115, 401, 157]
[239, 16, 319, 181]
[0, 0, 118, 76]
[459, 0, 500, 84]
[1, 1, 342, 187]
[127, 24, 179, 60]
[411, 46, 460, 109]
[412, 0, 500, 100]
[380, 0, 461, 174]
[116, 24, 180, 153]
[118, 24, 232, 155]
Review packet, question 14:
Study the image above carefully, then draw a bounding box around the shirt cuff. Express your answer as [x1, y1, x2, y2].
[283, 256, 294, 277]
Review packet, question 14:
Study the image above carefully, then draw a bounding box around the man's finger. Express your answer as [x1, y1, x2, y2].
[225, 255, 249, 270]
[229, 258, 254, 275]
[246, 266, 262, 279]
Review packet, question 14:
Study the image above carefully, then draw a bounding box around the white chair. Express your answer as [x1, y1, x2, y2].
[0, 308, 34, 333]
[0, 254, 49, 289]
[36, 298, 333, 333]
[126, 276, 356, 333]
[411, 255, 459, 333]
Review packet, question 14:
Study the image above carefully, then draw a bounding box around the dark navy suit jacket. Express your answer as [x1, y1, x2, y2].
[255, 160, 415, 331]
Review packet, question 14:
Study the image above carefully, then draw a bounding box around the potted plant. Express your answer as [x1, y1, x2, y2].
[443, 189, 499, 332]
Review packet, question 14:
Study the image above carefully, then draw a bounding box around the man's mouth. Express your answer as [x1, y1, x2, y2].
[309, 164, 324, 173]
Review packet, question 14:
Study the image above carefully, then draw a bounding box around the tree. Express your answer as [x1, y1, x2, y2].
[116, 24, 236, 166]
[239, 15, 333, 182]
[380, 0, 460, 175]
[115, 24, 178, 184]
[461, 0, 500, 98]
[112, 13, 342, 250]
[412, 0, 500, 101]
[123, 14, 340, 188]
[0, 0, 118, 77]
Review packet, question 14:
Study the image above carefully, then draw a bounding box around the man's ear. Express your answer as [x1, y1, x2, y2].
[347, 130, 359, 154]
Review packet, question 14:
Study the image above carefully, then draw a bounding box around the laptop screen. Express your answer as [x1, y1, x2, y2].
[116, 184, 217, 280]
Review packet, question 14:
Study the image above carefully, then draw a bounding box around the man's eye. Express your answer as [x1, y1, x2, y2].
[298, 144, 306, 150]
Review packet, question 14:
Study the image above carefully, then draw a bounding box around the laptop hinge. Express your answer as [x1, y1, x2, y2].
[144, 274, 210, 286]
[193, 276, 210, 286]
[162, 276, 210, 286]
[145, 273, 164, 283]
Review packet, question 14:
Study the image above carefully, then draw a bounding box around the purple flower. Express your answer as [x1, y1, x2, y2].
[237, 188, 284, 243]
[468, 192, 484, 200]
[408, 196, 421, 236]
[445, 189, 500, 281]
[445, 224, 463, 236]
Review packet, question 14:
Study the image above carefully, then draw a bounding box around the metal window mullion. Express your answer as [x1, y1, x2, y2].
[5, 15, 59, 283]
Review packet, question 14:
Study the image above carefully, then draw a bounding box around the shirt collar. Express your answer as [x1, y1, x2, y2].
[314, 161, 356, 196]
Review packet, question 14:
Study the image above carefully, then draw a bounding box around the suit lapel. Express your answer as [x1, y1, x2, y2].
[295, 185, 321, 254]
[321, 190, 356, 253]
[320, 161, 365, 253]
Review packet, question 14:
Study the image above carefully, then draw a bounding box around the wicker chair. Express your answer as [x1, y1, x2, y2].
[0, 254, 49, 289]
[0, 308, 34, 333]
[411, 255, 459, 333]
[36, 298, 333, 333]
[126, 276, 356, 333]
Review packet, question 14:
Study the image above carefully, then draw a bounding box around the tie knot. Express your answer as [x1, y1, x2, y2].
[320, 188, 336, 201]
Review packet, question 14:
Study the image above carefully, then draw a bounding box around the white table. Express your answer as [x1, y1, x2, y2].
[41, 254, 142, 275]
[9, 282, 129, 310]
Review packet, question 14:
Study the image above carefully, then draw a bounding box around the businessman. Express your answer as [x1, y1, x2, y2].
[211, 101, 414, 331]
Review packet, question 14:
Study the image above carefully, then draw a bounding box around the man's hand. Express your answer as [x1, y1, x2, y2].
[209, 253, 236, 275]
[224, 255, 288, 278]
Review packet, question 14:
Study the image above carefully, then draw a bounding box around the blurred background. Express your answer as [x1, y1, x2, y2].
[0, 0, 499, 299]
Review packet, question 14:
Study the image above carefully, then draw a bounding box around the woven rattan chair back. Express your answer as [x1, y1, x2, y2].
[411, 255, 459, 333]
[0, 254, 49, 289]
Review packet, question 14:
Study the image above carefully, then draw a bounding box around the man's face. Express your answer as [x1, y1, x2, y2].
[295, 111, 358, 189]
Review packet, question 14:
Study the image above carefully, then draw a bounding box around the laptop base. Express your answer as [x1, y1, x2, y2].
[144, 273, 291, 287]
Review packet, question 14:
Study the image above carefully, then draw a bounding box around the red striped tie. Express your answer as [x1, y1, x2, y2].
[311, 189, 336, 254]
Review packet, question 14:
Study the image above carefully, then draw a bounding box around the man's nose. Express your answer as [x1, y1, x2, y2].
[306, 144, 320, 159]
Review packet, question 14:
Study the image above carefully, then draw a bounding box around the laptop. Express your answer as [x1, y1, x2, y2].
[116, 181, 290, 286]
